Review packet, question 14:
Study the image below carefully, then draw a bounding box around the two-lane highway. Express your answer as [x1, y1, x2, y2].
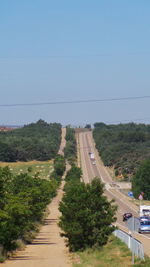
[78, 130, 150, 257]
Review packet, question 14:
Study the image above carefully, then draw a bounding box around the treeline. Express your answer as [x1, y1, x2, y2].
[59, 166, 117, 251]
[0, 120, 61, 162]
[0, 155, 66, 260]
[64, 127, 77, 164]
[93, 122, 150, 178]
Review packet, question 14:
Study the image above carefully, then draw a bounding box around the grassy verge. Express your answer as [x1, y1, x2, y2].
[0, 160, 53, 179]
[73, 235, 150, 267]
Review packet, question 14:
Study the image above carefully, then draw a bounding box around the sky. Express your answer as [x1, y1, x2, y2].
[0, 0, 150, 126]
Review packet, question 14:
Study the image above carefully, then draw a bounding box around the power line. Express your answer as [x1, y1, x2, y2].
[0, 95, 150, 107]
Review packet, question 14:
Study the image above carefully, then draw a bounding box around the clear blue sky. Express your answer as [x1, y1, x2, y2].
[0, 0, 150, 126]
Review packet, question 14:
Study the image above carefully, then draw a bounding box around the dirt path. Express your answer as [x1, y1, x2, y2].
[3, 178, 72, 267]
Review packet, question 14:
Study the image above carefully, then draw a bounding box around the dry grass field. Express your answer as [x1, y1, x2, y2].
[0, 160, 54, 179]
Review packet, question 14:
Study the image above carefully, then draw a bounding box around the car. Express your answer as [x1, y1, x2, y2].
[123, 212, 133, 221]
[140, 216, 150, 222]
[138, 220, 150, 233]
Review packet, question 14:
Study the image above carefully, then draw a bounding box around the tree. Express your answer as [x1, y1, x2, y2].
[132, 158, 150, 200]
[59, 178, 117, 251]
[54, 155, 66, 176]
[65, 165, 82, 182]
[85, 124, 91, 129]
[0, 166, 58, 255]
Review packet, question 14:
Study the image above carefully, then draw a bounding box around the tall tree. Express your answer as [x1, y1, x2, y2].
[59, 178, 117, 251]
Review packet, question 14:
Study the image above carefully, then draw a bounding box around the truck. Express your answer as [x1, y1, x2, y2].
[89, 152, 95, 160]
[139, 205, 150, 217]
[89, 152, 96, 165]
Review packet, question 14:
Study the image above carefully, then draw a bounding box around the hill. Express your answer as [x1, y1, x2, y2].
[0, 120, 61, 162]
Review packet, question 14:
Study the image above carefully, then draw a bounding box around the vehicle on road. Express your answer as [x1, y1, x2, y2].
[140, 216, 150, 222]
[139, 205, 150, 217]
[138, 220, 150, 233]
[123, 212, 132, 221]
[89, 152, 95, 160]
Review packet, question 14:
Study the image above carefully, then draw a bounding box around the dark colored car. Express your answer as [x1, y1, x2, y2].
[123, 213, 133, 221]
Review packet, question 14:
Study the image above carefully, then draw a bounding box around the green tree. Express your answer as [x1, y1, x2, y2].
[132, 158, 150, 199]
[0, 166, 58, 255]
[65, 165, 82, 182]
[85, 124, 91, 129]
[59, 178, 117, 251]
[54, 155, 65, 176]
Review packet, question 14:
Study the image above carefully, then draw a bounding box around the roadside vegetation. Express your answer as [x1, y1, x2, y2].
[93, 122, 150, 200]
[0, 166, 57, 260]
[0, 119, 61, 162]
[59, 166, 117, 252]
[132, 158, 150, 200]
[73, 235, 150, 267]
[50, 154, 66, 183]
[64, 126, 77, 164]
[93, 122, 150, 179]
[0, 153, 66, 261]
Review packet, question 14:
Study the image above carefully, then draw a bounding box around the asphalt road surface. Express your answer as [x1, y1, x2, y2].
[78, 130, 150, 257]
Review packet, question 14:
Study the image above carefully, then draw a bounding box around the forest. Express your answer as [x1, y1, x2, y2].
[93, 122, 150, 178]
[0, 120, 61, 162]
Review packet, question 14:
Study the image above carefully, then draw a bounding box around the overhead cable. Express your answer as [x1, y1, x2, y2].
[0, 95, 150, 107]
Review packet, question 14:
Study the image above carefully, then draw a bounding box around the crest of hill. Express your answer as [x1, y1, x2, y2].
[0, 120, 62, 162]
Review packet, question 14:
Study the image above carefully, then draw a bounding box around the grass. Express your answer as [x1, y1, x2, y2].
[73, 235, 150, 267]
[0, 160, 54, 179]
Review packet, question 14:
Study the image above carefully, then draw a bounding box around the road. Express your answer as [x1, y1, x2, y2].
[78, 130, 150, 257]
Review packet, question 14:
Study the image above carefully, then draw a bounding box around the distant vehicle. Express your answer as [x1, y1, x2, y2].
[92, 160, 96, 165]
[138, 220, 150, 233]
[89, 152, 95, 160]
[139, 205, 150, 217]
[123, 213, 133, 221]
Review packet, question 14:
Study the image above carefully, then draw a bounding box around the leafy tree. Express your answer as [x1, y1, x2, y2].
[59, 178, 117, 251]
[0, 166, 58, 255]
[54, 155, 66, 176]
[65, 165, 82, 182]
[51, 155, 66, 182]
[132, 158, 150, 199]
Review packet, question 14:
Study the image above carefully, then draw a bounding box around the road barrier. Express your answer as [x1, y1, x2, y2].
[113, 229, 144, 261]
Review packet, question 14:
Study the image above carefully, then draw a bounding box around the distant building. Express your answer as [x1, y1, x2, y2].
[0, 127, 13, 132]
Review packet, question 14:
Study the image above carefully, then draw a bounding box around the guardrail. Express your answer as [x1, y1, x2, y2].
[113, 229, 144, 261]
